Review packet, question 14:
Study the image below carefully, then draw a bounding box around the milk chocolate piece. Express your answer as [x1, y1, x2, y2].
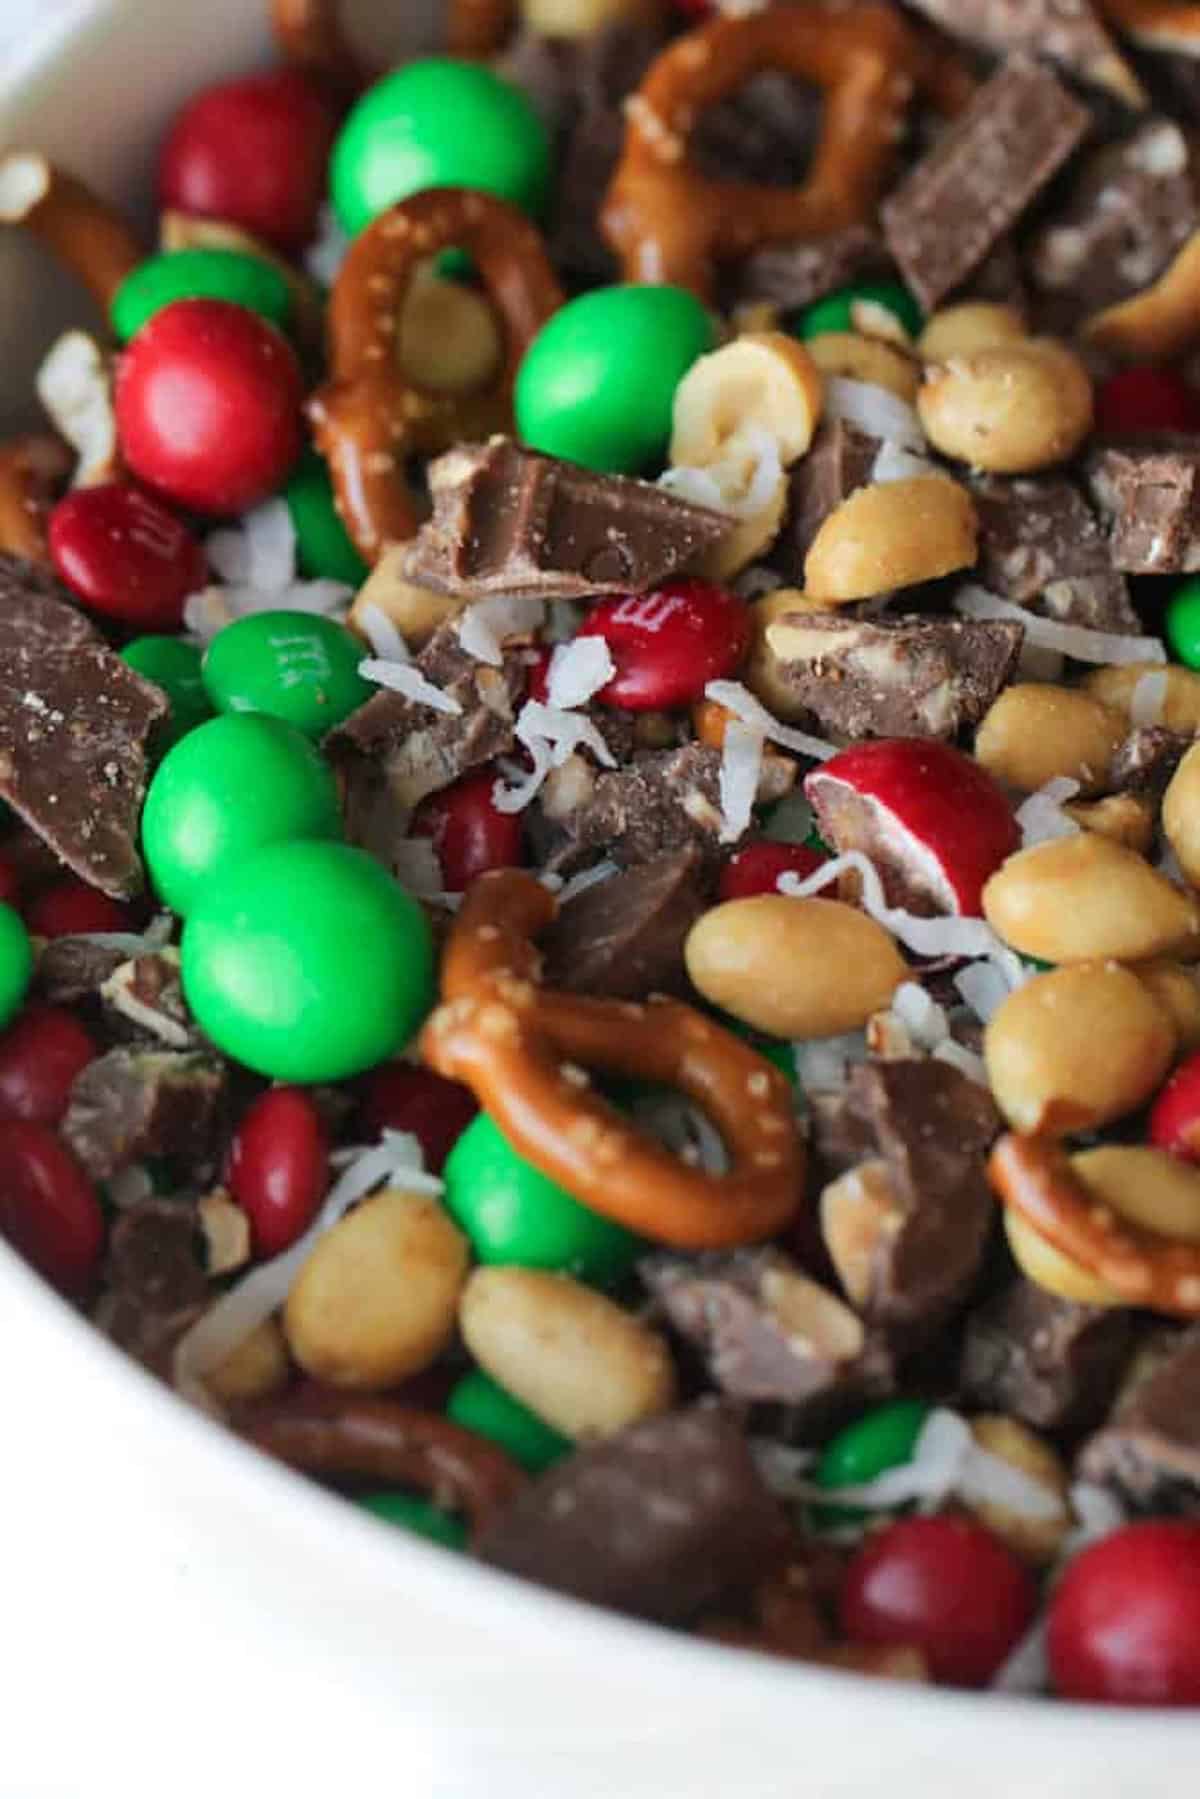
[477, 1405, 791, 1624]
[33, 936, 128, 1006]
[725, 228, 888, 314]
[95, 1197, 208, 1373]
[0, 555, 167, 897]
[402, 439, 730, 602]
[972, 475, 1142, 633]
[959, 1278, 1137, 1434]
[766, 611, 1023, 743]
[902, 0, 1143, 104]
[1087, 440, 1200, 572]
[540, 849, 706, 999]
[1109, 725, 1192, 793]
[768, 418, 881, 581]
[63, 1048, 228, 1181]
[100, 949, 198, 1050]
[881, 56, 1091, 312]
[1079, 1325, 1200, 1510]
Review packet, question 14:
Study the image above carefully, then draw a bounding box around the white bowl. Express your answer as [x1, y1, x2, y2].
[3, 6, 1200, 1794]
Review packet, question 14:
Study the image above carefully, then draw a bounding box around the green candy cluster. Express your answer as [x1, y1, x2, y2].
[793, 280, 922, 344]
[111, 248, 293, 343]
[811, 1399, 931, 1529]
[202, 609, 371, 738]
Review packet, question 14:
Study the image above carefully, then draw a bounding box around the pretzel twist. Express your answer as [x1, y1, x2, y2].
[270, 0, 516, 97]
[1097, 0, 1200, 54]
[0, 151, 141, 311]
[421, 870, 803, 1250]
[237, 1388, 526, 1542]
[989, 1134, 1200, 1319]
[309, 188, 563, 563]
[0, 435, 72, 564]
[600, 5, 973, 299]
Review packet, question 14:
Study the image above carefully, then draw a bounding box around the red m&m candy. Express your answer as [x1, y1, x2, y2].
[0, 1119, 104, 1300]
[228, 1086, 330, 1260]
[1048, 1522, 1200, 1706]
[49, 483, 206, 631]
[1095, 366, 1200, 437]
[718, 840, 826, 902]
[357, 1063, 477, 1174]
[576, 580, 750, 711]
[412, 768, 526, 894]
[0, 1005, 96, 1127]
[25, 880, 136, 939]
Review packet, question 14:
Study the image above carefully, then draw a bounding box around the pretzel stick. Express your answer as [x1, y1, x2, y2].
[0, 151, 141, 311]
[0, 435, 72, 564]
[423, 870, 803, 1250]
[237, 1388, 526, 1541]
[989, 1134, 1200, 1319]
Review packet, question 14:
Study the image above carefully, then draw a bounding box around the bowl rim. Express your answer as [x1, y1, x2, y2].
[4, 0, 1200, 1740]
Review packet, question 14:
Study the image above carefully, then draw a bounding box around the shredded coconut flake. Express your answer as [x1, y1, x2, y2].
[305, 204, 351, 287]
[954, 959, 1011, 1024]
[186, 501, 353, 643]
[823, 376, 926, 451]
[492, 699, 617, 814]
[358, 603, 411, 664]
[455, 594, 545, 666]
[890, 981, 950, 1050]
[793, 1032, 864, 1093]
[779, 850, 1003, 961]
[955, 585, 1166, 666]
[549, 859, 620, 904]
[1016, 776, 1082, 847]
[704, 679, 837, 761]
[1131, 667, 1169, 727]
[871, 439, 933, 484]
[717, 721, 764, 844]
[358, 657, 463, 714]
[931, 1038, 989, 1085]
[659, 425, 782, 522]
[547, 636, 616, 709]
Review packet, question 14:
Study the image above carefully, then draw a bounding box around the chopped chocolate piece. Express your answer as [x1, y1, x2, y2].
[1109, 724, 1193, 792]
[972, 475, 1142, 634]
[1087, 440, 1200, 573]
[765, 611, 1022, 745]
[541, 850, 706, 999]
[640, 1249, 894, 1428]
[959, 1277, 1137, 1434]
[880, 56, 1091, 313]
[401, 439, 729, 603]
[0, 555, 167, 897]
[1079, 1325, 1200, 1511]
[767, 418, 881, 582]
[100, 949, 197, 1049]
[95, 1197, 207, 1373]
[902, 0, 1143, 103]
[724, 228, 888, 315]
[1030, 119, 1197, 323]
[33, 934, 128, 1005]
[63, 1048, 228, 1182]
[808, 1087, 880, 1182]
[327, 623, 524, 825]
[476, 1404, 791, 1624]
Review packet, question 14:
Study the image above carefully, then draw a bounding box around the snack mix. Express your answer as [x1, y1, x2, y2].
[12, 0, 1200, 1706]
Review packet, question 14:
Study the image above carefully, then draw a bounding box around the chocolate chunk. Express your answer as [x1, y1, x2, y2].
[959, 1277, 1137, 1434]
[1030, 120, 1197, 324]
[765, 611, 1023, 744]
[1087, 440, 1200, 573]
[972, 475, 1142, 634]
[476, 1404, 791, 1624]
[94, 1197, 208, 1373]
[767, 419, 881, 581]
[902, 0, 1142, 103]
[640, 1249, 894, 1428]
[0, 555, 167, 897]
[33, 934, 128, 1005]
[881, 56, 1091, 312]
[63, 1048, 228, 1181]
[99, 949, 197, 1049]
[1078, 1326, 1200, 1511]
[1109, 724, 1193, 793]
[540, 850, 706, 999]
[401, 440, 729, 603]
[724, 227, 889, 315]
[327, 623, 524, 827]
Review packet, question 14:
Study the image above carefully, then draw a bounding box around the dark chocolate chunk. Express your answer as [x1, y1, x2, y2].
[63, 1048, 228, 1181]
[765, 611, 1023, 744]
[959, 1277, 1137, 1434]
[327, 623, 524, 826]
[476, 1404, 791, 1624]
[1087, 440, 1200, 573]
[724, 227, 888, 315]
[1030, 119, 1197, 322]
[541, 850, 706, 999]
[33, 935, 128, 1005]
[94, 1197, 208, 1373]
[972, 475, 1142, 634]
[0, 555, 167, 897]
[1078, 1325, 1200, 1511]
[767, 418, 881, 582]
[401, 439, 729, 603]
[1109, 725, 1193, 793]
[640, 1249, 894, 1427]
[880, 56, 1091, 312]
[902, 0, 1143, 103]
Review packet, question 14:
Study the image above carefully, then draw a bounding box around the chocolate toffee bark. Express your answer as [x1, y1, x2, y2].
[1087, 439, 1200, 573]
[62, 1048, 228, 1181]
[1079, 1325, 1200, 1510]
[94, 1197, 209, 1372]
[902, 0, 1143, 103]
[971, 475, 1142, 634]
[725, 227, 889, 315]
[540, 849, 707, 999]
[1109, 725, 1193, 793]
[960, 1279, 1138, 1435]
[769, 418, 881, 580]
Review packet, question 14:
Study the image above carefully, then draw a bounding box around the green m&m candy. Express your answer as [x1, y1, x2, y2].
[812, 1398, 931, 1528]
[1167, 576, 1200, 669]
[120, 635, 214, 749]
[357, 1491, 467, 1550]
[0, 904, 32, 1030]
[794, 280, 922, 344]
[330, 59, 551, 238]
[284, 450, 369, 585]
[181, 838, 434, 1080]
[110, 248, 292, 343]
[202, 609, 371, 737]
[141, 712, 341, 916]
[443, 1111, 642, 1286]
[515, 285, 717, 474]
[447, 1369, 569, 1474]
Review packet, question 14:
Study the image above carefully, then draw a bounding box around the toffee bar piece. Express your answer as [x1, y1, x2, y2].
[902, 0, 1143, 106]
[764, 611, 1023, 742]
[540, 850, 706, 999]
[972, 475, 1141, 634]
[1087, 440, 1200, 573]
[725, 226, 887, 314]
[959, 1277, 1137, 1435]
[1079, 1324, 1200, 1512]
[0, 556, 166, 897]
[401, 438, 730, 602]
[881, 55, 1091, 314]
[769, 418, 880, 580]
[62, 1048, 228, 1182]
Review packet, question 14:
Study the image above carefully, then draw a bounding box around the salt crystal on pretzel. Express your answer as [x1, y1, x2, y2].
[0, 150, 141, 311]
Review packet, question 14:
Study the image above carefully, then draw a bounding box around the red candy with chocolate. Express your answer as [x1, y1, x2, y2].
[577, 581, 750, 711]
[228, 1087, 330, 1259]
[0, 1005, 96, 1126]
[1048, 1523, 1200, 1706]
[412, 768, 526, 893]
[0, 1119, 104, 1299]
[49, 483, 206, 631]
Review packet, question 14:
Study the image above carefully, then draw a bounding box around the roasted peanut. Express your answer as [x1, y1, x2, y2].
[206, 1317, 290, 1406]
[1084, 228, 1200, 362]
[685, 895, 908, 1040]
[1134, 960, 1200, 1051]
[917, 302, 1027, 363]
[1163, 743, 1200, 889]
[1083, 662, 1200, 732]
[35, 331, 117, 487]
[348, 544, 463, 647]
[820, 1158, 900, 1309]
[966, 1415, 1071, 1565]
[1065, 792, 1156, 856]
[459, 1266, 676, 1440]
[1072, 1145, 1200, 1244]
[803, 474, 977, 603]
[670, 332, 823, 471]
[284, 1189, 469, 1388]
[760, 1265, 867, 1362]
[687, 445, 789, 581]
[398, 265, 502, 394]
[974, 684, 1126, 796]
[745, 587, 836, 722]
[805, 333, 919, 401]
[983, 834, 1200, 964]
[1004, 1207, 1123, 1306]
[917, 340, 1093, 473]
[984, 963, 1175, 1136]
